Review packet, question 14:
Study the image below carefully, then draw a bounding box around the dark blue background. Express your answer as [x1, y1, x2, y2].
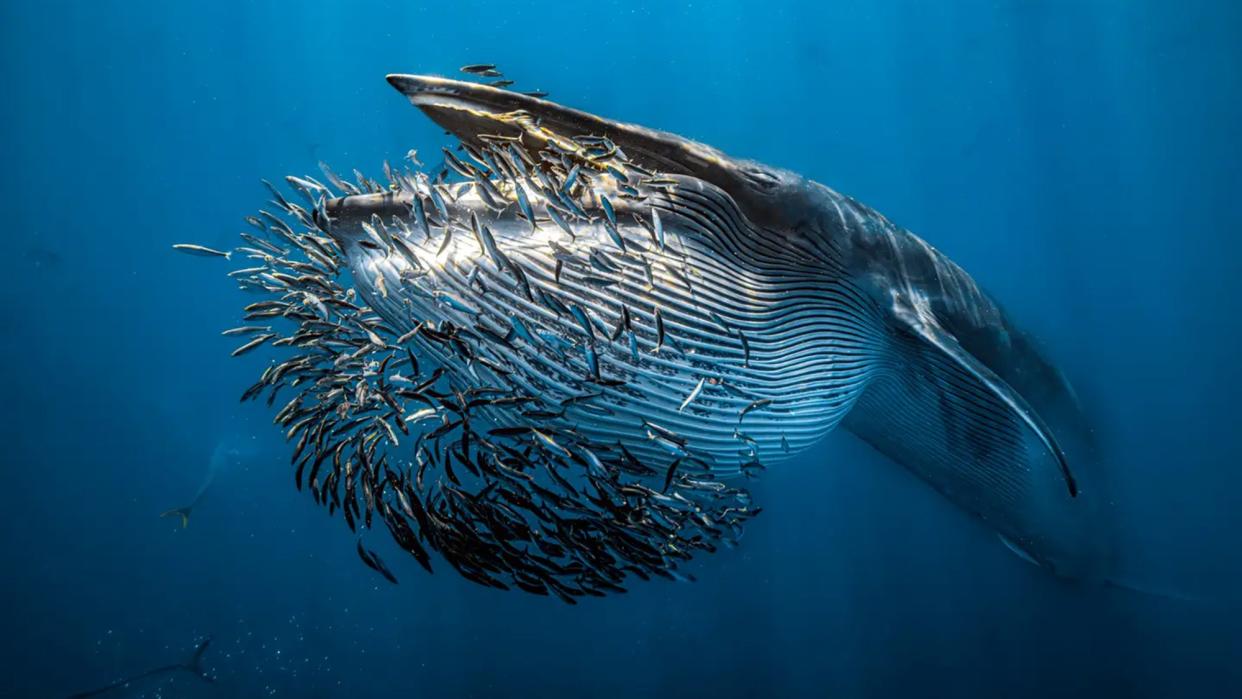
[2, 1, 1240, 697]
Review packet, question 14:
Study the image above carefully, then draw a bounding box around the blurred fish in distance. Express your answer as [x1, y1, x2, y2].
[161, 440, 247, 529]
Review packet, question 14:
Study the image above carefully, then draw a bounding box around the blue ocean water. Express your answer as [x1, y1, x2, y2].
[3, 1, 1240, 696]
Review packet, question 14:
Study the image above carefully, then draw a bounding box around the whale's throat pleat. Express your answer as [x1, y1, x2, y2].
[338, 176, 883, 472]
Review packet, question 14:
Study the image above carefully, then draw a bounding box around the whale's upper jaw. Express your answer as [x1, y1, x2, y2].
[385, 74, 812, 232]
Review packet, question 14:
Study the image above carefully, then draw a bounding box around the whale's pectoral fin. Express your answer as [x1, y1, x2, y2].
[897, 301, 1077, 498]
[844, 297, 1079, 562]
[385, 74, 799, 228]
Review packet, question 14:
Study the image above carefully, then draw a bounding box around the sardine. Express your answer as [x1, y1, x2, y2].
[173, 243, 231, 259]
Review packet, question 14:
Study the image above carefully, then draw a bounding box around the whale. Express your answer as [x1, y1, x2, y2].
[214, 73, 1107, 597]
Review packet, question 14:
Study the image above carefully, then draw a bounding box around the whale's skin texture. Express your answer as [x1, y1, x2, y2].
[330, 178, 882, 474]
[221, 74, 1104, 596]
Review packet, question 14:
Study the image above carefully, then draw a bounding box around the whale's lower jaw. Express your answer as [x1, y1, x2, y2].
[337, 176, 886, 474]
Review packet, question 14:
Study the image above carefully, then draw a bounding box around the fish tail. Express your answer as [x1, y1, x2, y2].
[160, 506, 192, 528]
[185, 636, 214, 681]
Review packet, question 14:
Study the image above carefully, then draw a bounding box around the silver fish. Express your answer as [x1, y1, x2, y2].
[173, 243, 231, 259]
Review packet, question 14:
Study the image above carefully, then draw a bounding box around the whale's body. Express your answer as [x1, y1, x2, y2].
[225, 74, 1106, 595]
